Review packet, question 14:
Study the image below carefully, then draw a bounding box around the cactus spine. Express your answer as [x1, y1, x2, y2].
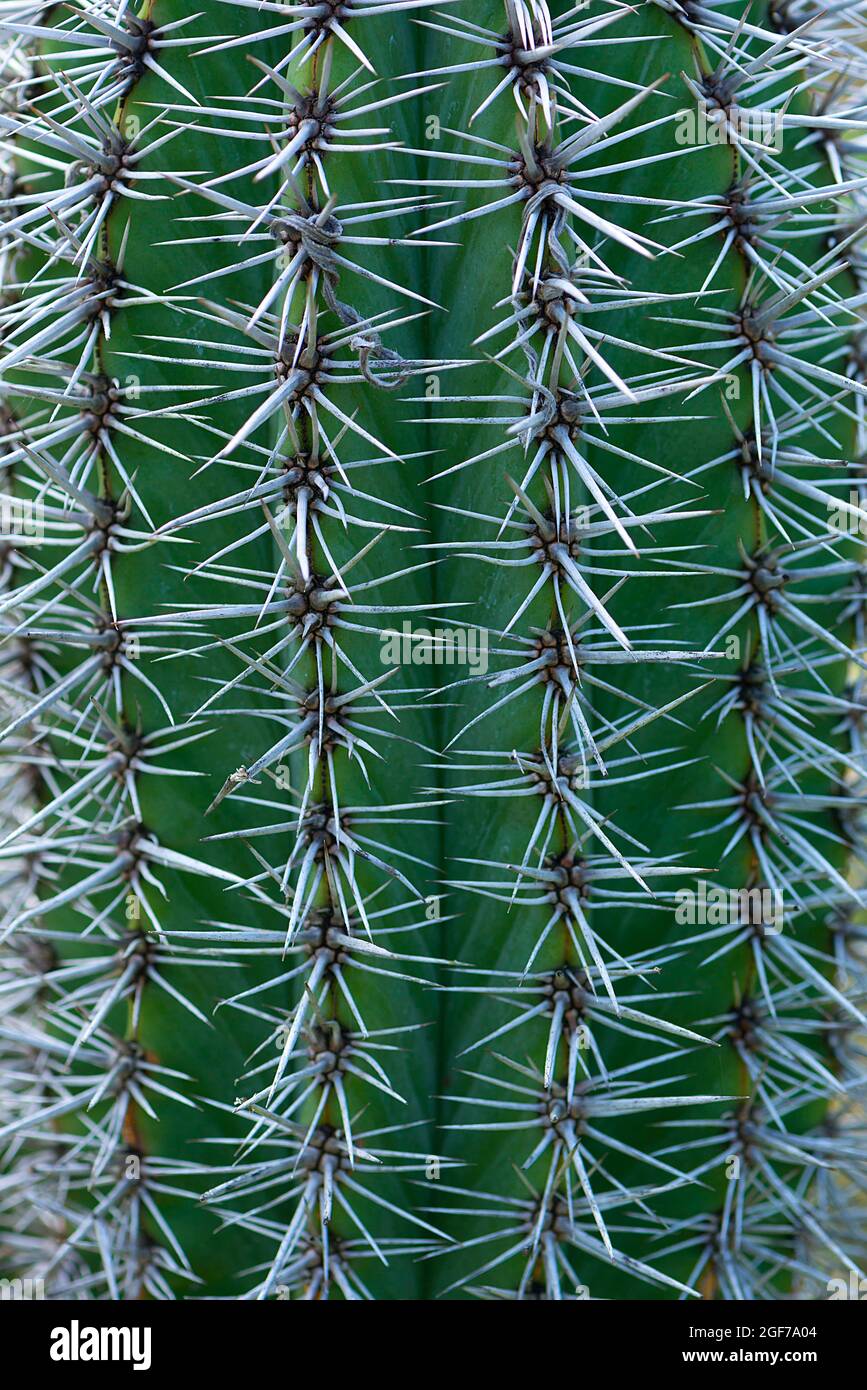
[1, 0, 866, 1301]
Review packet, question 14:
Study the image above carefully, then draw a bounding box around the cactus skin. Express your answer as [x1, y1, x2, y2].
[0, 0, 866, 1303]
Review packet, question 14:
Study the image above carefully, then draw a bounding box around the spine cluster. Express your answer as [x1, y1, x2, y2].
[0, 0, 237, 1297]
[414, 0, 867, 1297]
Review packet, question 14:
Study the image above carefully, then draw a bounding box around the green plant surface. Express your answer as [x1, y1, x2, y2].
[1, 0, 866, 1303]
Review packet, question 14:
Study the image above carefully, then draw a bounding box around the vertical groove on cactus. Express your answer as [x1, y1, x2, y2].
[1, 0, 867, 1303]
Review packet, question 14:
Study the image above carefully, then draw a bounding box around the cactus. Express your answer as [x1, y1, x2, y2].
[1, 0, 867, 1303]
